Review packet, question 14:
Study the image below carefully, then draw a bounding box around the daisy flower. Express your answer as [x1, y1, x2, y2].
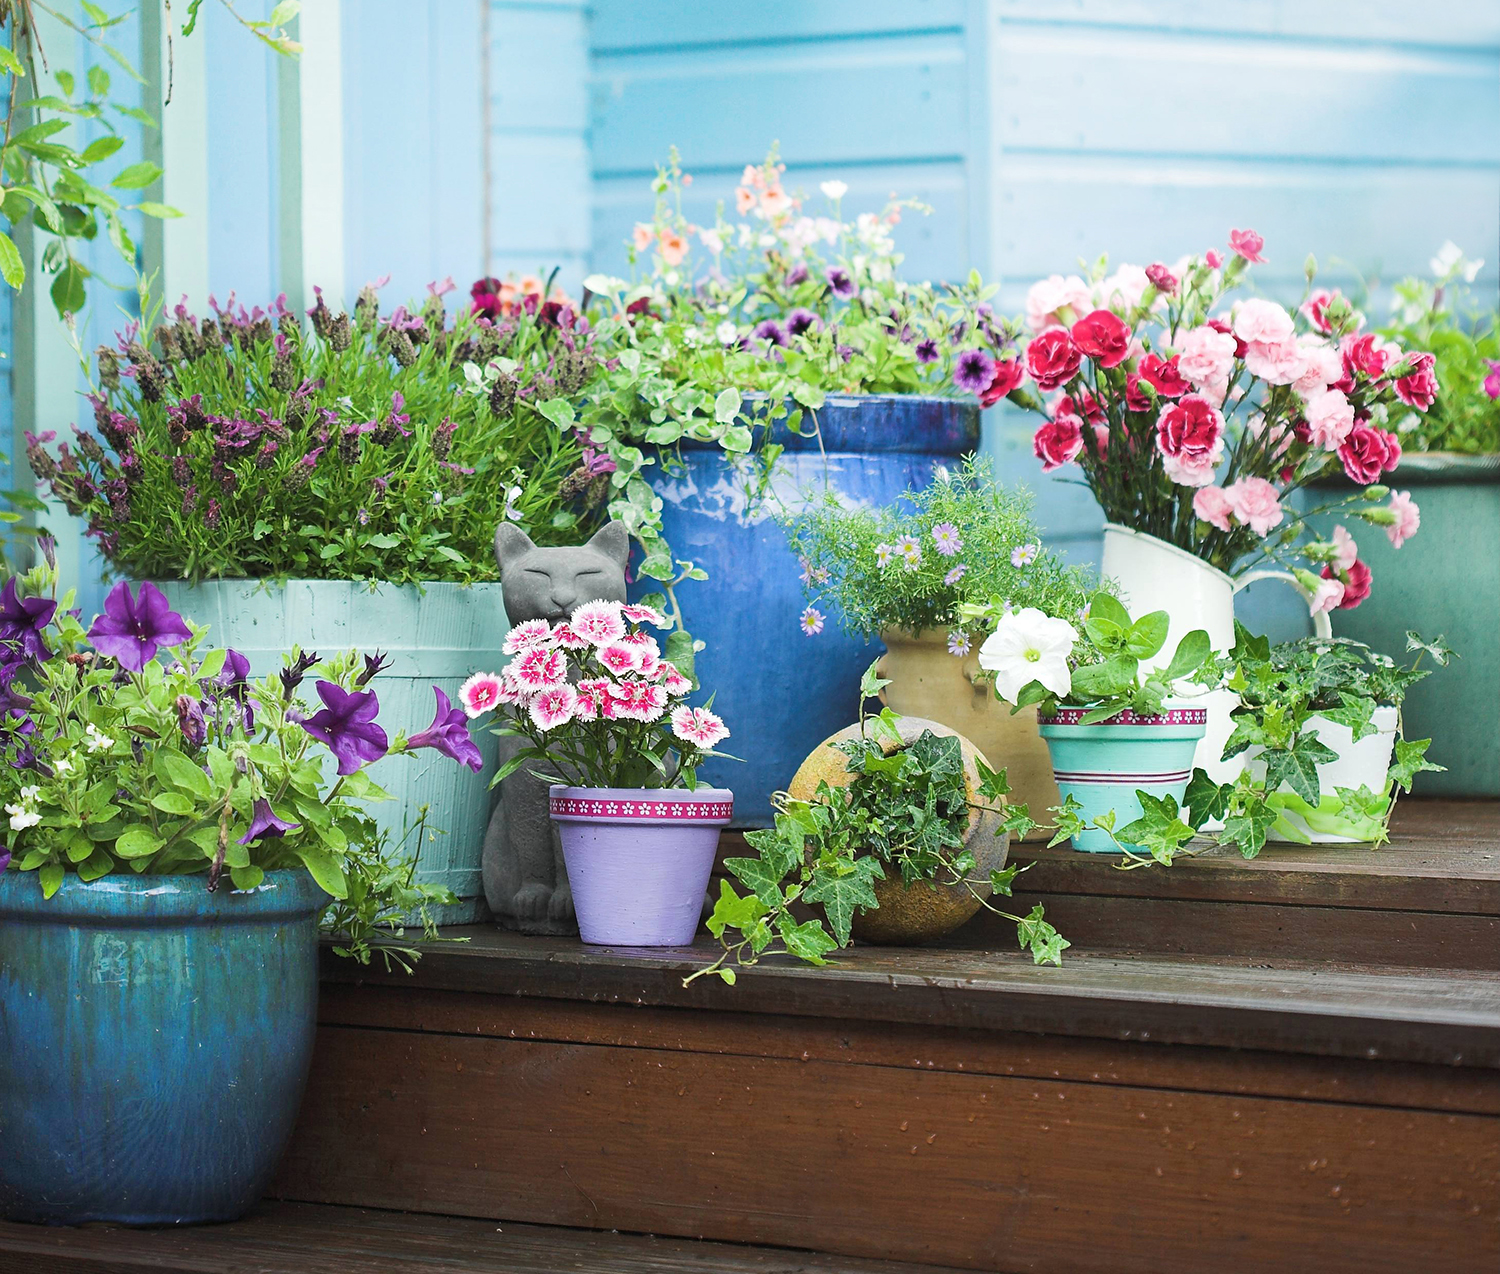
[459, 672, 505, 718]
[501, 619, 553, 655]
[1010, 543, 1038, 568]
[943, 564, 967, 586]
[874, 543, 896, 568]
[947, 631, 971, 657]
[931, 522, 963, 556]
[800, 606, 825, 636]
[569, 599, 626, 645]
[670, 705, 730, 749]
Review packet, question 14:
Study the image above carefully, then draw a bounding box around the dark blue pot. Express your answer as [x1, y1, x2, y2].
[0, 869, 327, 1226]
[642, 394, 980, 824]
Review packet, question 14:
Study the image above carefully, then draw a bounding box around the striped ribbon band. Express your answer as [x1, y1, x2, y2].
[1052, 770, 1193, 786]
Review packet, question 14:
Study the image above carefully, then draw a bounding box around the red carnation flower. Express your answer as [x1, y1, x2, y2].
[1025, 328, 1081, 391]
[1124, 371, 1153, 413]
[1344, 333, 1391, 380]
[1070, 309, 1132, 369]
[1323, 558, 1372, 609]
[1145, 262, 1178, 295]
[1394, 351, 1438, 412]
[1139, 352, 1190, 399]
[979, 358, 1025, 408]
[1337, 423, 1401, 485]
[1033, 414, 1084, 472]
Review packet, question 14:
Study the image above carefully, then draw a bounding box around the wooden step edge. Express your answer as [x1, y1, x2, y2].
[0, 1200, 978, 1274]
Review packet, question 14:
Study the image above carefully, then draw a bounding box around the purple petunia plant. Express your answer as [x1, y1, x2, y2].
[0, 563, 483, 965]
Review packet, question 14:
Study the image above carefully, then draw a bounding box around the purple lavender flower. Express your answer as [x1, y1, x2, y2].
[953, 349, 996, 394]
[406, 687, 483, 772]
[176, 693, 207, 750]
[301, 680, 389, 774]
[87, 582, 192, 672]
[753, 319, 789, 348]
[915, 339, 940, 364]
[0, 577, 57, 665]
[786, 308, 821, 337]
[824, 267, 856, 299]
[237, 797, 301, 846]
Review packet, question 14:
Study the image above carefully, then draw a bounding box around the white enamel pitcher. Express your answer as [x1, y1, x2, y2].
[1100, 524, 1331, 783]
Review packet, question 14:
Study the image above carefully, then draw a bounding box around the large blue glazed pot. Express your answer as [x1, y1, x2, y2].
[643, 395, 980, 825]
[154, 580, 506, 922]
[1037, 707, 1207, 852]
[0, 869, 327, 1225]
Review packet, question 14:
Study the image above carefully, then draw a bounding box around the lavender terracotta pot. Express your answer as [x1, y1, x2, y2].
[549, 786, 733, 946]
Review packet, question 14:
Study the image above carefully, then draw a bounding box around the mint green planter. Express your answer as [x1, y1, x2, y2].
[1038, 708, 1207, 853]
[154, 580, 506, 923]
[1310, 453, 1499, 797]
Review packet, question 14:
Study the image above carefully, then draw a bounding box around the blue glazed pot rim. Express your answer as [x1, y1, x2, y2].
[0, 868, 331, 924]
[671, 393, 981, 456]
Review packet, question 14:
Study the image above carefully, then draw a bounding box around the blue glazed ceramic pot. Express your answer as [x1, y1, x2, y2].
[0, 869, 327, 1225]
[1037, 707, 1207, 852]
[642, 394, 980, 825]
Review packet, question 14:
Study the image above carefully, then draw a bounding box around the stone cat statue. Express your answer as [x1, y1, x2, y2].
[482, 519, 629, 934]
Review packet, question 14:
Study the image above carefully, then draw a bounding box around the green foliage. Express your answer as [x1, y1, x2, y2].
[688, 667, 1067, 986]
[779, 457, 1097, 640]
[33, 283, 595, 584]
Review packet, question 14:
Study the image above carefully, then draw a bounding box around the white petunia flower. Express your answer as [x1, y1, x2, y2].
[977, 608, 1079, 704]
[820, 180, 848, 201]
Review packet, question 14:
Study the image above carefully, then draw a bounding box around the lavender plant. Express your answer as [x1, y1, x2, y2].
[31, 278, 604, 584]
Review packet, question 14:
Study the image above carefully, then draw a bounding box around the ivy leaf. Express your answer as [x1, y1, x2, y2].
[1047, 794, 1087, 848]
[858, 657, 892, 701]
[775, 915, 838, 965]
[1388, 737, 1445, 793]
[1221, 714, 1266, 760]
[1319, 691, 1376, 743]
[706, 879, 767, 939]
[1183, 768, 1233, 828]
[1263, 735, 1338, 806]
[989, 862, 1028, 898]
[1115, 791, 1197, 864]
[997, 804, 1038, 841]
[974, 756, 1010, 801]
[1015, 904, 1069, 966]
[1405, 632, 1454, 667]
[724, 853, 790, 908]
[803, 855, 884, 947]
[1219, 793, 1276, 860]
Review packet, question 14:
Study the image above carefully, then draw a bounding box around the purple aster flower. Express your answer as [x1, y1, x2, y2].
[824, 267, 856, 299]
[237, 797, 301, 846]
[302, 680, 388, 774]
[786, 308, 821, 337]
[0, 577, 57, 665]
[953, 349, 996, 394]
[88, 581, 193, 672]
[753, 319, 789, 348]
[915, 338, 940, 364]
[799, 606, 824, 636]
[176, 693, 207, 750]
[931, 522, 963, 557]
[407, 686, 483, 772]
[943, 564, 967, 586]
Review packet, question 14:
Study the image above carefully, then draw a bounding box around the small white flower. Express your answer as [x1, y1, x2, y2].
[7, 805, 40, 832]
[19, 785, 40, 802]
[1430, 240, 1484, 283]
[715, 320, 737, 345]
[978, 608, 1079, 704]
[503, 485, 523, 521]
[54, 756, 74, 774]
[84, 724, 114, 753]
[820, 179, 848, 201]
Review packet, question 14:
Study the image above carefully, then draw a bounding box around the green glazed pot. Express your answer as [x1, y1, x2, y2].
[1037, 707, 1208, 853]
[153, 579, 506, 922]
[1309, 453, 1499, 797]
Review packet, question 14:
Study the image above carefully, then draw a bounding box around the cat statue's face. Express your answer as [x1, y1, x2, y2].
[494, 520, 629, 625]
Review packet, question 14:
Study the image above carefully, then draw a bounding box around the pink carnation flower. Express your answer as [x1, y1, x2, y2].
[1331, 525, 1359, 571]
[1309, 576, 1345, 615]
[1193, 485, 1234, 532]
[1387, 490, 1420, 548]
[662, 665, 693, 696]
[1293, 336, 1344, 399]
[1228, 228, 1267, 264]
[1224, 477, 1284, 536]
[1025, 274, 1092, 331]
[528, 684, 578, 731]
[569, 599, 626, 645]
[502, 619, 554, 655]
[550, 622, 590, 651]
[1174, 325, 1237, 401]
[509, 646, 566, 692]
[621, 602, 669, 627]
[458, 672, 505, 719]
[670, 705, 730, 749]
[1243, 337, 1306, 386]
[597, 642, 642, 676]
[1232, 297, 1294, 348]
[1304, 389, 1356, 450]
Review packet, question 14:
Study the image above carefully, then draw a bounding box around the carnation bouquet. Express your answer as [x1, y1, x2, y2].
[31, 275, 600, 585]
[956, 229, 1430, 613]
[466, 598, 733, 790]
[0, 558, 480, 966]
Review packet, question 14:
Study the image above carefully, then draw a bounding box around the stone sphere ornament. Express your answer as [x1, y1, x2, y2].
[786, 715, 1009, 945]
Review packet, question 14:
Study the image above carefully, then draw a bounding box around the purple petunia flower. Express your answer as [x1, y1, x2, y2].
[176, 694, 207, 750]
[214, 648, 255, 730]
[237, 797, 301, 846]
[786, 308, 821, 337]
[786, 264, 810, 288]
[0, 577, 57, 665]
[753, 319, 789, 348]
[915, 339, 940, 365]
[407, 686, 483, 772]
[953, 349, 996, 395]
[0, 846, 10, 872]
[824, 267, 856, 299]
[87, 582, 192, 672]
[301, 680, 388, 775]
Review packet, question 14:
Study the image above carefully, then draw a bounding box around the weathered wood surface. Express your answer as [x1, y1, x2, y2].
[0, 1200, 968, 1273]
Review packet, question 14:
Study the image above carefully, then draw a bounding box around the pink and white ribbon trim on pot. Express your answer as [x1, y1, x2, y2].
[1040, 707, 1207, 727]
[549, 795, 734, 822]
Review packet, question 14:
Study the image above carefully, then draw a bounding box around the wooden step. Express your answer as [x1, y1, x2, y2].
[0, 1200, 969, 1273]
[970, 797, 1499, 969]
[268, 929, 1500, 1274]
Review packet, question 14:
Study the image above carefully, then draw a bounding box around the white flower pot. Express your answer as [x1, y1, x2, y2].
[1100, 524, 1331, 785]
[1246, 705, 1399, 843]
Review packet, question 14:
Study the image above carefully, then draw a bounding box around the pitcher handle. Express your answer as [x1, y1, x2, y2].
[1232, 569, 1333, 639]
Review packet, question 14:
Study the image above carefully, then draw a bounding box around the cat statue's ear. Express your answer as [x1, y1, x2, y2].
[584, 520, 629, 569]
[494, 522, 537, 572]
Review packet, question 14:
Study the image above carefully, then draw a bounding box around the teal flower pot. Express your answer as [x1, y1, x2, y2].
[153, 580, 506, 922]
[0, 869, 327, 1225]
[1037, 707, 1207, 852]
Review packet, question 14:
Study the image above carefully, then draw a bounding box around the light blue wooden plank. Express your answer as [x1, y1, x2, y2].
[590, 33, 967, 173]
[591, 0, 965, 50]
[0, 288, 11, 500]
[591, 160, 969, 284]
[433, 0, 486, 290]
[491, 137, 592, 257]
[492, 3, 589, 132]
[994, 0, 1500, 47]
[204, 0, 278, 305]
[998, 26, 1500, 165]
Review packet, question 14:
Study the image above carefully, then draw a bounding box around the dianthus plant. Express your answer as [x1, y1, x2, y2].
[467, 598, 733, 791]
[0, 562, 480, 962]
[957, 228, 1431, 617]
